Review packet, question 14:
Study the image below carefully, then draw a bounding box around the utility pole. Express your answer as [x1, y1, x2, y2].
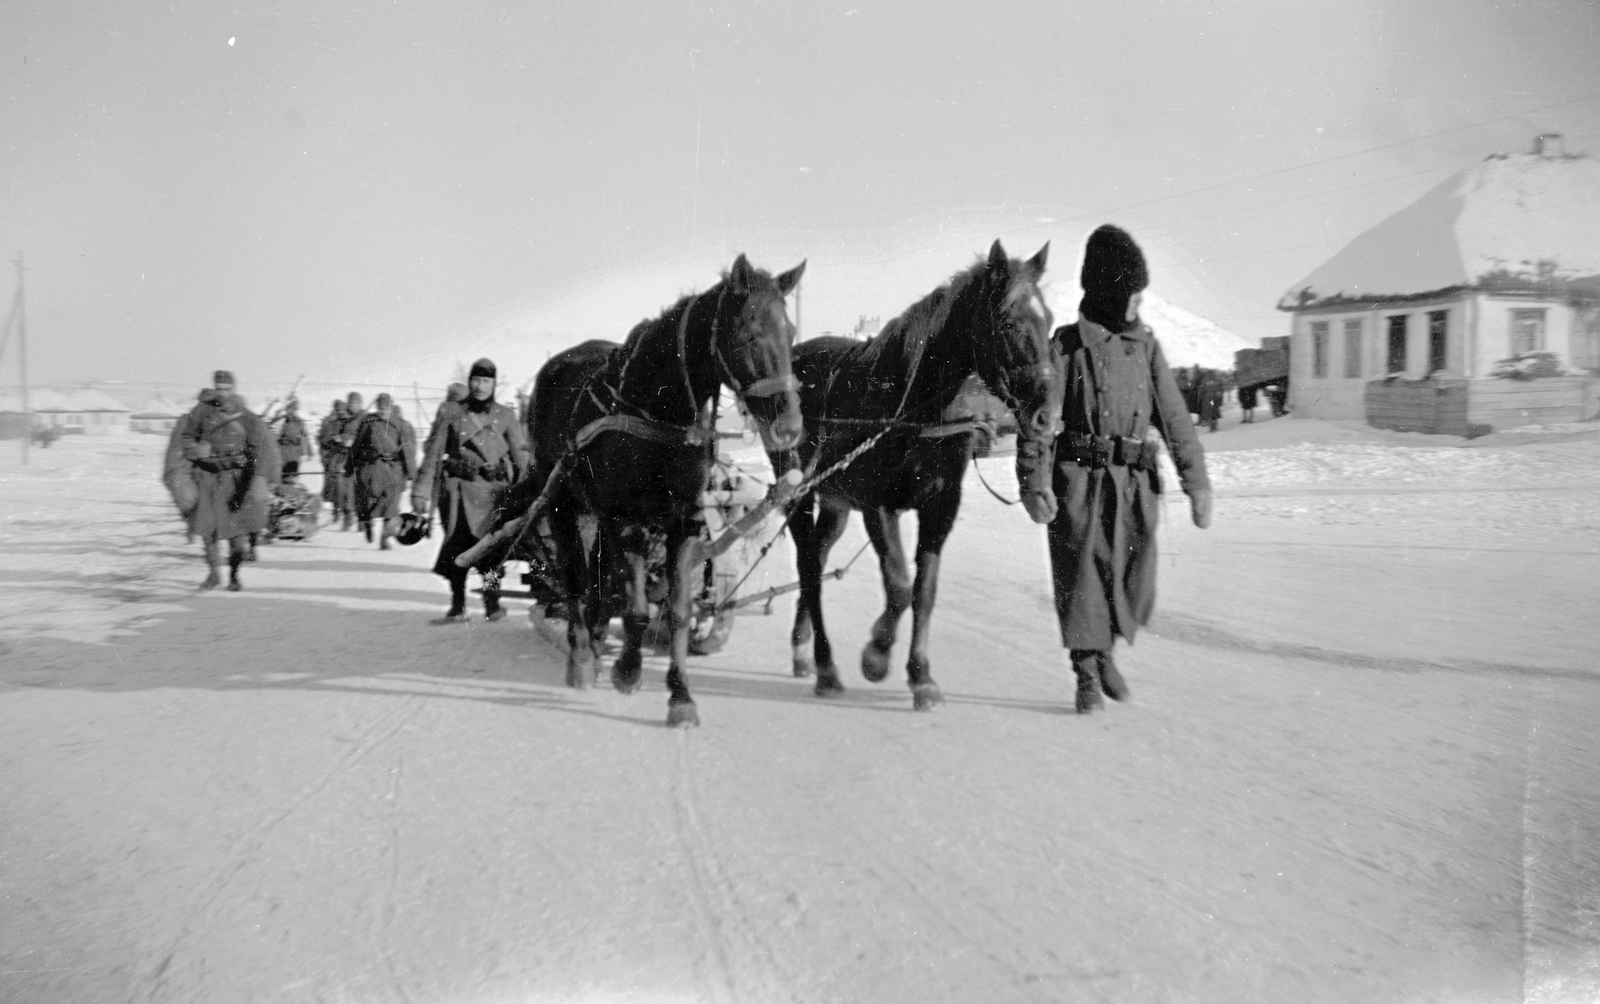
[795, 277, 803, 342]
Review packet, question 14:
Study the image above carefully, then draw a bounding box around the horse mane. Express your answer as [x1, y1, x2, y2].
[847, 256, 994, 369]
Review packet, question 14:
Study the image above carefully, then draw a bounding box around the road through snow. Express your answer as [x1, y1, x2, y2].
[2, 424, 1598, 1004]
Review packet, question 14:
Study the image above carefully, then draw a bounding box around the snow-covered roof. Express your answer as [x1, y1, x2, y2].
[1279, 146, 1600, 310]
[1042, 281, 1252, 371]
[1, 388, 134, 413]
[131, 396, 190, 418]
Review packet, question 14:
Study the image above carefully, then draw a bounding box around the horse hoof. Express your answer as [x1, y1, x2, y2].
[792, 657, 815, 678]
[911, 683, 944, 711]
[613, 651, 643, 695]
[814, 674, 846, 698]
[666, 700, 700, 728]
[566, 657, 595, 690]
[860, 644, 891, 683]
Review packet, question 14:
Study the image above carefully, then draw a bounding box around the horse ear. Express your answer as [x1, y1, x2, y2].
[1026, 241, 1050, 278]
[775, 260, 806, 296]
[987, 239, 1008, 273]
[729, 253, 754, 289]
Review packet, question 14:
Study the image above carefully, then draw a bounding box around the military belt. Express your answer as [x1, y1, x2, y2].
[1061, 433, 1158, 471]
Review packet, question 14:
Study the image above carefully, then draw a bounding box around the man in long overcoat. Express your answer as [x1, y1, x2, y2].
[179, 379, 281, 590]
[329, 392, 365, 530]
[347, 393, 417, 549]
[318, 400, 347, 504]
[1029, 226, 1213, 713]
[163, 388, 213, 542]
[411, 359, 529, 622]
[275, 397, 309, 477]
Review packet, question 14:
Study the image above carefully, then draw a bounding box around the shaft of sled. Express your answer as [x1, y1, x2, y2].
[454, 456, 571, 569]
[692, 468, 802, 564]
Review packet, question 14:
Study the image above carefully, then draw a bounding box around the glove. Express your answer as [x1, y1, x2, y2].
[1021, 489, 1058, 526]
[1188, 488, 1213, 529]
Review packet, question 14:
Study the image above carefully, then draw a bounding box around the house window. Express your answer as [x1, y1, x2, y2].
[1343, 319, 1363, 378]
[1387, 315, 1408, 374]
[1311, 321, 1329, 378]
[1428, 310, 1448, 374]
[1511, 309, 1546, 355]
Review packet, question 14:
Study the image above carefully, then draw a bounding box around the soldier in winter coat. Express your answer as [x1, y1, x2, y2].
[317, 400, 346, 503]
[347, 393, 417, 549]
[328, 392, 365, 530]
[275, 397, 309, 476]
[1029, 226, 1213, 713]
[163, 388, 213, 542]
[411, 359, 529, 622]
[179, 377, 281, 590]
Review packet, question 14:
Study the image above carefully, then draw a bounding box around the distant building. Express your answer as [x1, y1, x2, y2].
[852, 315, 882, 339]
[1278, 135, 1600, 433]
[26, 388, 133, 436]
[131, 396, 190, 434]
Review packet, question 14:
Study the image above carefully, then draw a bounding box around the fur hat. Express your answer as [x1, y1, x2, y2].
[346, 391, 364, 410]
[213, 370, 236, 389]
[469, 358, 497, 381]
[374, 392, 393, 410]
[1079, 225, 1149, 299]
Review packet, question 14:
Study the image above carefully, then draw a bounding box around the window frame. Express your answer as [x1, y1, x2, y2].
[1343, 318, 1363, 378]
[1511, 308, 1546, 356]
[1386, 314, 1408, 374]
[1311, 320, 1329, 378]
[1427, 310, 1448, 374]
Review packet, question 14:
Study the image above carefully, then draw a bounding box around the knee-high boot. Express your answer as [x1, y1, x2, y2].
[201, 540, 221, 590]
[1070, 649, 1105, 714]
[227, 536, 247, 591]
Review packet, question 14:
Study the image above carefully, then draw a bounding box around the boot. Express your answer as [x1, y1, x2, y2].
[1070, 649, 1104, 714]
[432, 575, 469, 624]
[362, 520, 373, 543]
[227, 552, 244, 592]
[342, 512, 354, 532]
[200, 541, 221, 590]
[483, 587, 504, 622]
[1098, 651, 1130, 703]
[378, 518, 392, 551]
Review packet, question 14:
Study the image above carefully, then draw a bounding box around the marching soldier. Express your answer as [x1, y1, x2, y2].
[163, 388, 213, 543]
[275, 397, 309, 477]
[179, 375, 281, 590]
[330, 392, 365, 530]
[411, 359, 529, 622]
[346, 393, 417, 549]
[1029, 226, 1212, 713]
[318, 399, 347, 506]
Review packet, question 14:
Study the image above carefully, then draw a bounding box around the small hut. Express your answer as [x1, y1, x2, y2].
[29, 388, 133, 436]
[1277, 135, 1600, 434]
[131, 396, 189, 434]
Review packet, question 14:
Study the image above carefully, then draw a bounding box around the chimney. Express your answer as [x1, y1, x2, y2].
[1534, 133, 1565, 158]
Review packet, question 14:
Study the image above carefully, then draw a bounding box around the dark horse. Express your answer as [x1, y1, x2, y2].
[522, 254, 805, 727]
[769, 240, 1062, 710]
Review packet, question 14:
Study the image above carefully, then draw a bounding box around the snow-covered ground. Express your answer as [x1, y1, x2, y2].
[2, 424, 1598, 1004]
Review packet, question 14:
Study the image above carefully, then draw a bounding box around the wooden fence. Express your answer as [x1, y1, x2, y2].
[1364, 376, 1599, 436]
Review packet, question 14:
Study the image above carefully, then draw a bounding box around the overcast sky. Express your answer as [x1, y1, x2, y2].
[3, 0, 1598, 392]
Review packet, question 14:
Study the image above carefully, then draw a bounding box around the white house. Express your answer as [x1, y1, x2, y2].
[29, 388, 134, 435]
[1278, 136, 1600, 432]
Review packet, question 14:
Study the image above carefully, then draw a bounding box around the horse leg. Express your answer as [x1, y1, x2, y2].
[661, 519, 701, 727]
[904, 498, 959, 711]
[805, 498, 851, 696]
[786, 500, 817, 678]
[552, 510, 595, 690]
[612, 532, 651, 696]
[860, 506, 911, 684]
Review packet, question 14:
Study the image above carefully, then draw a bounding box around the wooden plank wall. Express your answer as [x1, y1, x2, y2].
[1365, 376, 1598, 435]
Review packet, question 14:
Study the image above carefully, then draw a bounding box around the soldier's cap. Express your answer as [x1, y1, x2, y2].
[1080, 224, 1149, 298]
[469, 358, 497, 381]
[213, 370, 236, 389]
[375, 392, 393, 409]
[331, 400, 346, 412]
[346, 391, 364, 407]
[198, 388, 218, 404]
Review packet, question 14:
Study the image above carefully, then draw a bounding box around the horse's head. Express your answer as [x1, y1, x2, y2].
[712, 254, 806, 451]
[974, 240, 1063, 524]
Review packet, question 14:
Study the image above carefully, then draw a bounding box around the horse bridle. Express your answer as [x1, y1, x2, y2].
[687, 285, 802, 413]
